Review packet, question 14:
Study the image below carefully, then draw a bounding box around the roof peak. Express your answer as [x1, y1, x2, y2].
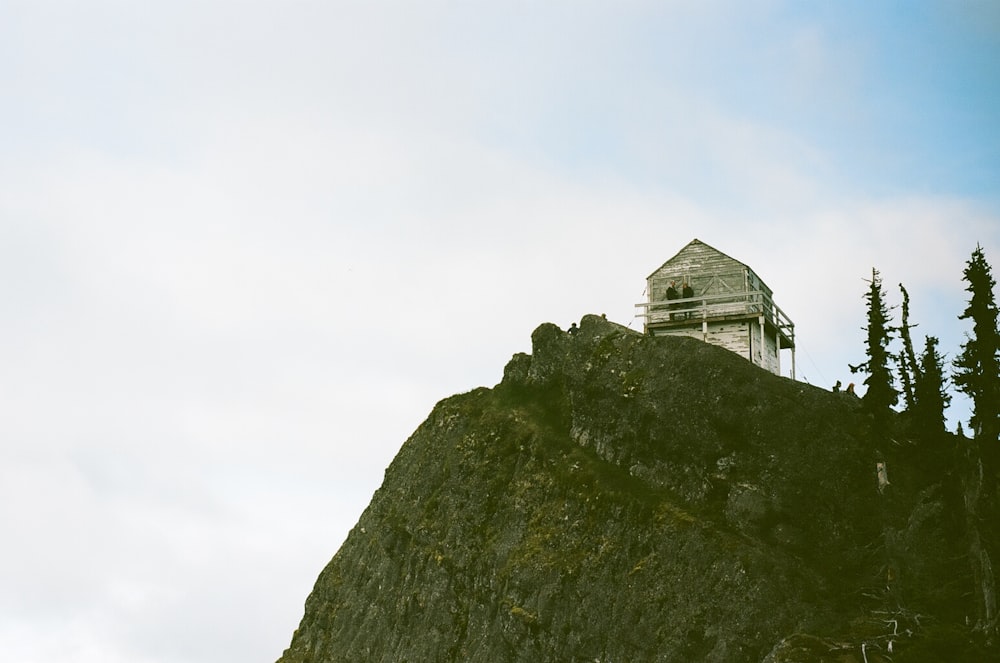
[647, 239, 748, 279]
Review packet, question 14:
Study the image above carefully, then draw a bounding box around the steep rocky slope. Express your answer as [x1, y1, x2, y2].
[278, 314, 986, 662]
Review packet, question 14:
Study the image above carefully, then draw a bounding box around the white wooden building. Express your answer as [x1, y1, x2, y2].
[635, 239, 796, 378]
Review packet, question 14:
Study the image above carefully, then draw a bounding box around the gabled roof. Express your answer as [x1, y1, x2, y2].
[646, 238, 748, 280]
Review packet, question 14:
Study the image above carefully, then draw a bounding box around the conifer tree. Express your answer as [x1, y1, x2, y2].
[851, 268, 898, 428]
[952, 245, 1000, 640]
[896, 284, 920, 412]
[954, 244, 1000, 451]
[896, 350, 915, 413]
[912, 335, 949, 437]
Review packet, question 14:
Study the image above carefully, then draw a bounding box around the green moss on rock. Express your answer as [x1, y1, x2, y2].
[278, 314, 987, 662]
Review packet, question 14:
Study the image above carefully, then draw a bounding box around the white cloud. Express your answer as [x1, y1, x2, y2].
[1, 2, 999, 662]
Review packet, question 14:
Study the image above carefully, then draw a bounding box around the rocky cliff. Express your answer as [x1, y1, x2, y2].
[278, 314, 988, 662]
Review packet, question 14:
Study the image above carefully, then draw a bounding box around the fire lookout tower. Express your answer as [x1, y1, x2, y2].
[635, 239, 796, 378]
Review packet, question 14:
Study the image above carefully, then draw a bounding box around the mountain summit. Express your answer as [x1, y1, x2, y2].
[278, 314, 983, 662]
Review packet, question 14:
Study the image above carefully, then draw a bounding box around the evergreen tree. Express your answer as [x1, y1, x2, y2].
[896, 349, 915, 413]
[954, 244, 1000, 450]
[952, 245, 1000, 640]
[912, 335, 949, 437]
[896, 284, 920, 412]
[851, 268, 898, 428]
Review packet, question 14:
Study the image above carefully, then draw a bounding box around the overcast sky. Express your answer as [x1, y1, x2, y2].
[2, 2, 999, 662]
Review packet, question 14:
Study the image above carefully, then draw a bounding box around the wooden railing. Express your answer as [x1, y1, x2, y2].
[635, 289, 794, 340]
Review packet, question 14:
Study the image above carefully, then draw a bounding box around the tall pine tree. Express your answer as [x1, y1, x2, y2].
[954, 244, 1000, 450]
[896, 284, 921, 412]
[952, 245, 1000, 640]
[851, 268, 898, 429]
[912, 335, 949, 438]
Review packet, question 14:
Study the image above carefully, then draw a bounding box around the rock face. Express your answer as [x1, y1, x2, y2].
[278, 314, 986, 662]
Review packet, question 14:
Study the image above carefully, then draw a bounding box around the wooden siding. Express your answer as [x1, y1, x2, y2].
[651, 326, 704, 341]
[751, 319, 780, 374]
[750, 321, 763, 367]
[647, 240, 776, 321]
[707, 321, 752, 360]
[651, 321, 754, 365]
[762, 326, 779, 374]
[648, 242, 743, 306]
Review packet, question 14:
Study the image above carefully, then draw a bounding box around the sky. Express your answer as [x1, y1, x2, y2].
[1, 1, 998, 661]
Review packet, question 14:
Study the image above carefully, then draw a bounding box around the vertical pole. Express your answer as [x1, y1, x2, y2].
[776, 326, 782, 377]
[645, 278, 651, 334]
[756, 316, 763, 368]
[744, 269, 750, 315]
[702, 299, 708, 341]
[791, 326, 797, 380]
